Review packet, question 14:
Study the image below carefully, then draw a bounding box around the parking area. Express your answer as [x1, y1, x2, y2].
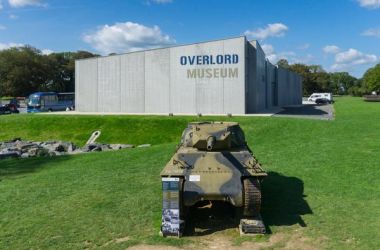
[1, 99, 334, 119]
[274, 102, 334, 120]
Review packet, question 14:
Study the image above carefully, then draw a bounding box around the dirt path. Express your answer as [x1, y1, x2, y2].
[128, 229, 325, 250]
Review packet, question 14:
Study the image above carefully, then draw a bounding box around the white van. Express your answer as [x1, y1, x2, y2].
[308, 93, 333, 103]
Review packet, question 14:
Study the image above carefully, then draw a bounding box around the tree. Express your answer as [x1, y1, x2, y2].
[46, 51, 97, 93]
[0, 47, 97, 97]
[287, 63, 316, 95]
[363, 63, 380, 93]
[285, 62, 360, 96]
[0, 46, 51, 96]
[329, 72, 357, 95]
[277, 59, 289, 69]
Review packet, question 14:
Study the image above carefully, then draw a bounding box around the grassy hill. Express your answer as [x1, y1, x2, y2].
[0, 97, 379, 249]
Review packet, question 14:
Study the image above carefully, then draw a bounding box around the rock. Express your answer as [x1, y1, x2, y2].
[137, 144, 151, 148]
[2, 147, 15, 152]
[41, 143, 58, 153]
[100, 144, 112, 151]
[69, 149, 85, 155]
[67, 143, 76, 153]
[21, 153, 30, 158]
[109, 144, 134, 150]
[91, 146, 102, 152]
[27, 147, 49, 157]
[56, 142, 76, 152]
[49, 151, 64, 157]
[82, 143, 100, 152]
[0, 151, 20, 159]
[0, 139, 137, 160]
[82, 143, 109, 152]
[55, 142, 69, 152]
[5, 138, 21, 143]
[27, 148, 38, 157]
[42, 141, 57, 146]
[1, 142, 18, 149]
[16, 141, 37, 151]
[36, 148, 49, 157]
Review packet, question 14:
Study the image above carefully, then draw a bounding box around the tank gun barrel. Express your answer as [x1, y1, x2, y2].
[206, 136, 216, 151]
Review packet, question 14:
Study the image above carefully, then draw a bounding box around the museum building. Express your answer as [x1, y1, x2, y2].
[75, 36, 302, 114]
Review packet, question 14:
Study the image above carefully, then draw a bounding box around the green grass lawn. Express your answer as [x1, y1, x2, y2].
[0, 97, 379, 249]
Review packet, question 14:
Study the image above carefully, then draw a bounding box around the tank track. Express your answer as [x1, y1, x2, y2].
[241, 177, 266, 234]
[243, 178, 261, 217]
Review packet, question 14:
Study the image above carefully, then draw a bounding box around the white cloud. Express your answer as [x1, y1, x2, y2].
[298, 43, 310, 50]
[41, 49, 53, 55]
[0, 42, 24, 50]
[8, 0, 43, 8]
[323, 45, 340, 54]
[261, 43, 312, 64]
[362, 28, 380, 38]
[262, 44, 287, 63]
[331, 48, 378, 71]
[261, 44, 275, 55]
[9, 14, 18, 19]
[357, 0, 380, 9]
[244, 23, 288, 40]
[83, 21, 176, 55]
[0, 43, 53, 55]
[0, 1, 3, 10]
[261, 44, 278, 62]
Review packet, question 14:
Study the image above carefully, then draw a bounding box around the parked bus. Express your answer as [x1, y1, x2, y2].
[27, 92, 75, 113]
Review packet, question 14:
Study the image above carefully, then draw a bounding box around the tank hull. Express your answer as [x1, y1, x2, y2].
[161, 150, 266, 207]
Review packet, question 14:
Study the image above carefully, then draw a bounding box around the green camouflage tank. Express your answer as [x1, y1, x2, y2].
[160, 122, 267, 236]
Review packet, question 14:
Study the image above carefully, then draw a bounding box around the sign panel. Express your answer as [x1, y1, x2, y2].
[180, 54, 240, 79]
[161, 177, 181, 236]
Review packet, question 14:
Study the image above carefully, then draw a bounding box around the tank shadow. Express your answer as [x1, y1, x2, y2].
[183, 201, 240, 236]
[261, 171, 312, 233]
[182, 171, 312, 236]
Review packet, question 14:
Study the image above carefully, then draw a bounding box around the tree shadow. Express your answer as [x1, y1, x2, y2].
[182, 171, 312, 236]
[0, 156, 71, 179]
[261, 171, 312, 233]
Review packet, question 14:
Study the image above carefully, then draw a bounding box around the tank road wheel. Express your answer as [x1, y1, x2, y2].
[243, 178, 261, 217]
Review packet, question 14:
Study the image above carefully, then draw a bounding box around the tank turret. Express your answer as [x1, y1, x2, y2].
[180, 122, 246, 151]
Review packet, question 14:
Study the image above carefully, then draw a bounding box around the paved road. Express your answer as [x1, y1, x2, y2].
[274, 103, 334, 120]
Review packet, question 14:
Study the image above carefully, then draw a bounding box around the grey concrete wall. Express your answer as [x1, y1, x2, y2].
[75, 59, 98, 112]
[277, 66, 288, 107]
[98, 56, 121, 112]
[76, 37, 246, 114]
[245, 41, 256, 113]
[276, 66, 303, 107]
[266, 61, 276, 109]
[145, 48, 170, 113]
[253, 42, 267, 112]
[120, 53, 145, 113]
[246, 41, 267, 113]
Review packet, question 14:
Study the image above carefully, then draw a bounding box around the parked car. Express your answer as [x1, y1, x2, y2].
[315, 98, 330, 105]
[0, 104, 19, 115]
[9, 98, 20, 108]
[308, 93, 334, 103]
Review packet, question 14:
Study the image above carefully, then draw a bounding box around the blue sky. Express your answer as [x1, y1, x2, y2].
[0, 0, 380, 77]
